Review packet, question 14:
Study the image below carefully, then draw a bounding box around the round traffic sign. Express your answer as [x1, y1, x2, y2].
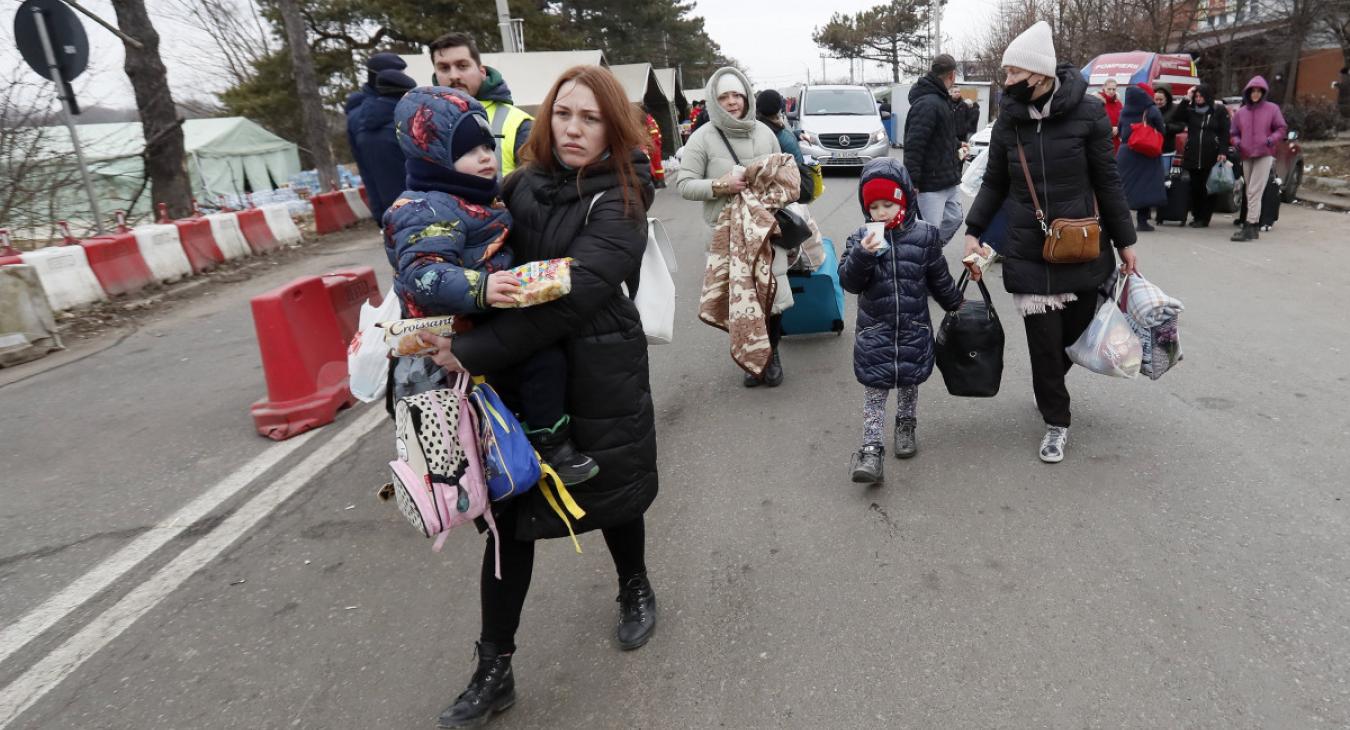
[14, 0, 90, 82]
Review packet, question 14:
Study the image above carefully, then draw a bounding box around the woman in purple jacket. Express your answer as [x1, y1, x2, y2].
[1230, 76, 1288, 241]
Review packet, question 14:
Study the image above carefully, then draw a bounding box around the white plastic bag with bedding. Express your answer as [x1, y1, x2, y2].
[1065, 278, 1142, 379]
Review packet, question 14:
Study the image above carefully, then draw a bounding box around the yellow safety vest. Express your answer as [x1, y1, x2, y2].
[483, 100, 533, 176]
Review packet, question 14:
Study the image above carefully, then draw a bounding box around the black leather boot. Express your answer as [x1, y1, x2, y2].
[437, 642, 516, 728]
[894, 417, 917, 459]
[527, 416, 599, 486]
[763, 349, 784, 387]
[1231, 223, 1255, 241]
[616, 572, 657, 650]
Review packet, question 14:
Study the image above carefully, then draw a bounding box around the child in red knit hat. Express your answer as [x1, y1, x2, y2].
[838, 158, 964, 484]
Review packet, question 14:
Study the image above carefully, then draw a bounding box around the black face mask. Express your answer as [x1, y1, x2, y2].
[1005, 79, 1036, 104]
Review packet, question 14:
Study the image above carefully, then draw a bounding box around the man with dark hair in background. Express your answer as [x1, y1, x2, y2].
[428, 32, 534, 176]
[904, 53, 965, 245]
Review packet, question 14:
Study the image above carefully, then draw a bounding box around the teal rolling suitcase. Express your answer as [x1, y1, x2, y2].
[780, 238, 845, 336]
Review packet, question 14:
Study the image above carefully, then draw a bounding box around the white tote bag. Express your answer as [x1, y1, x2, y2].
[632, 218, 677, 345]
[587, 193, 677, 345]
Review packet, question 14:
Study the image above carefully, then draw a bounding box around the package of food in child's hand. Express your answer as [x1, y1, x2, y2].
[494, 257, 573, 308]
[379, 315, 456, 357]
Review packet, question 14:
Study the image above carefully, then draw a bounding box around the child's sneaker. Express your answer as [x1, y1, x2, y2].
[850, 444, 885, 483]
[894, 417, 917, 459]
[527, 416, 600, 486]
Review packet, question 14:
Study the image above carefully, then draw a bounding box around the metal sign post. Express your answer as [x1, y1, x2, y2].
[28, 4, 104, 234]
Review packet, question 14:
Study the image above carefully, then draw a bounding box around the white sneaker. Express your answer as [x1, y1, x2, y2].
[1039, 426, 1068, 463]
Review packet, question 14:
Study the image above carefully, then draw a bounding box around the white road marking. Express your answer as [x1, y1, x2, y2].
[0, 406, 386, 728]
[0, 425, 323, 667]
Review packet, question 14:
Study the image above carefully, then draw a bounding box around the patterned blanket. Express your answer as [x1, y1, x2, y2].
[699, 153, 800, 376]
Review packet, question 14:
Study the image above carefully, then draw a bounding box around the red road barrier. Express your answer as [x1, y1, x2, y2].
[236, 207, 279, 254]
[173, 217, 225, 274]
[1, 228, 19, 261]
[320, 267, 380, 344]
[57, 221, 79, 245]
[79, 233, 156, 297]
[249, 276, 354, 440]
[311, 192, 356, 235]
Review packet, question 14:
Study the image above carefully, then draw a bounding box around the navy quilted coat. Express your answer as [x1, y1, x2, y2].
[839, 158, 964, 389]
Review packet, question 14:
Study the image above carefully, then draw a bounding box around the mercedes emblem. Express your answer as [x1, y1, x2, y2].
[839, 135, 851, 147]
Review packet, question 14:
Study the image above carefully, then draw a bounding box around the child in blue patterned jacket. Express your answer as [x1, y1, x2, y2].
[383, 86, 598, 486]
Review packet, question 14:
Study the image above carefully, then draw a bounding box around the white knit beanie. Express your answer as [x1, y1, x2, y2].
[1001, 21, 1057, 78]
[716, 73, 747, 100]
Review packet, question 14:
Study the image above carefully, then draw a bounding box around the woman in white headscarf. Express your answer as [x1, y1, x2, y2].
[676, 66, 787, 387]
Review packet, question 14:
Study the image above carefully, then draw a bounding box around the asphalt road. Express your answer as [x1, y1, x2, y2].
[2, 160, 1348, 729]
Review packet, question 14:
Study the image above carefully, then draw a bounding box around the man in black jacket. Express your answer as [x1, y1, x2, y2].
[905, 54, 964, 245]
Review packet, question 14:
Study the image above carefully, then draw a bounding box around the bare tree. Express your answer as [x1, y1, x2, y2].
[276, 0, 337, 193]
[161, 0, 275, 88]
[0, 75, 79, 239]
[1271, 0, 1333, 104]
[110, 0, 193, 220]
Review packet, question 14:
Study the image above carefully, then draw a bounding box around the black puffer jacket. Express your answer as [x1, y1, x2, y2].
[903, 73, 961, 191]
[964, 64, 1135, 295]
[453, 151, 658, 541]
[839, 158, 963, 389]
[1177, 91, 1231, 171]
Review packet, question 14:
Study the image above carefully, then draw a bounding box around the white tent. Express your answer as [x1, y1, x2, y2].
[21, 117, 300, 226]
[398, 50, 608, 114]
[611, 63, 681, 156]
[654, 67, 689, 120]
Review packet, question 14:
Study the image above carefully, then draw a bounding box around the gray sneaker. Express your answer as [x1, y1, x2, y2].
[850, 444, 884, 483]
[1039, 426, 1068, 463]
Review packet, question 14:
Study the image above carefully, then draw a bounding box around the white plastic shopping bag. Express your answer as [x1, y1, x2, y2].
[960, 148, 990, 198]
[628, 218, 677, 345]
[1065, 278, 1142, 379]
[348, 287, 400, 402]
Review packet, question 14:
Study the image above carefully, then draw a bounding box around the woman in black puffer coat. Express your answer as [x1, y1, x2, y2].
[963, 21, 1137, 465]
[422, 65, 659, 729]
[1175, 84, 1231, 227]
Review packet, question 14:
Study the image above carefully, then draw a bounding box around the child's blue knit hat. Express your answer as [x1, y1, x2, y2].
[394, 87, 496, 169]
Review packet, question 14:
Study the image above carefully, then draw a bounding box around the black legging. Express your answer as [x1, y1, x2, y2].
[768, 314, 783, 350]
[480, 507, 647, 653]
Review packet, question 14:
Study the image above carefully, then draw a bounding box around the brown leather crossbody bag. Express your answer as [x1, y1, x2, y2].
[1015, 140, 1102, 264]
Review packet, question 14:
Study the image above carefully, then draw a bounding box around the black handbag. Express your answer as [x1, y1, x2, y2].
[934, 271, 1004, 397]
[771, 205, 812, 250]
[714, 127, 809, 249]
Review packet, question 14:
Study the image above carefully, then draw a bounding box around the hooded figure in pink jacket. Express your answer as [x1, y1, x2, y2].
[1230, 76, 1288, 241]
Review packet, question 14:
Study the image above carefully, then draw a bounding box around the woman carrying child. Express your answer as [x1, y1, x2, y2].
[839, 158, 964, 484]
[404, 68, 660, 728]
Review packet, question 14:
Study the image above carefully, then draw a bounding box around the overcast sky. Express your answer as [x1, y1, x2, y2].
[5, 0, 1001, 112]
[694, 0, 997, 89]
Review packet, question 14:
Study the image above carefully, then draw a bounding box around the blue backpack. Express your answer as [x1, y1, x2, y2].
[468, 382, 540, 501]
[467, 381, 588, 551]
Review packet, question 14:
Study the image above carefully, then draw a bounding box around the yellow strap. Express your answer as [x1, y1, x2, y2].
[537, 463, 586, 553]
[482, 399, 510, 430]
